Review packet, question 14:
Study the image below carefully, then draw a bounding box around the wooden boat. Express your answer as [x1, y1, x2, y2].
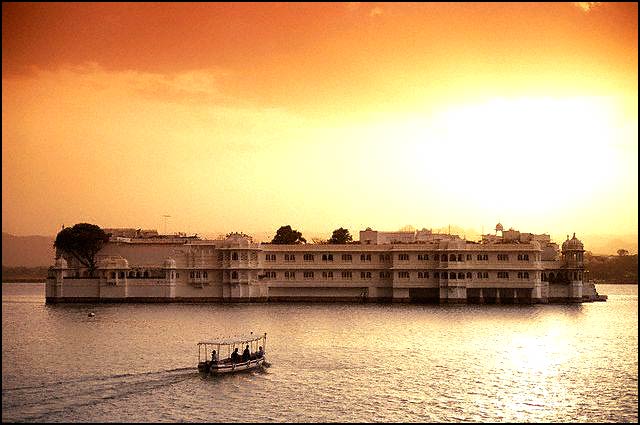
[197, 332, 267, 374]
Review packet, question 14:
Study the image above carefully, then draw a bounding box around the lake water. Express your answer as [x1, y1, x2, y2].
[2, 283, 637, 422]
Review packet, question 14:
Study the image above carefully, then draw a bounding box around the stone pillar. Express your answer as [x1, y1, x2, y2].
[495, 288, 501, 304]
[478, 288, 484, 304]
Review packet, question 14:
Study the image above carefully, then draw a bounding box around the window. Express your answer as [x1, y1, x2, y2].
[231, 271, 238, 279]
[398, 254, 409, 261]
[285, 254, 296, 262]
[341, 271, 352, 279]
[265, 271, 276, 279]
[176, 272, 179, 278]
[379, 271, 391, 278]
[435, 272, 440, 278]
[322, 271, 334, 279]
[517, 272, 522, 278]
[342, 254, 352, 262]
[418, 271, 429, 279]
[497, 254, 509, 261]
[441, 254, 448, 261]
[328, 254, 333, 261]
[360, 254, 371, 262]
[524, 272, 529, 279]
[477, 272, 482, 279]
[232, 252, 238, 261]
[418, 272, 423, 278]
[497, 271, 509, 279]
[483, 272, 488, 278]
[524, 254, 529, 261]
[266, 254, 276, 262]
[143, 271, 149, 278]
[360, 271, 372, 279]
[399, 271, 410, 278]
[284, 271, 296, 279]
[129, 271, 135, 277]
[466, 254, 472, 261]
[450, 272, 457, 279]
[203, 271, 208, 278]
[379, 254, 391, 262]
[458, 254, 463, 262]
[458, 272, 464, 279]
[303, 271, 314, 279]
[449, 254, 457, 261]
[466, 272, 471, 279]
[303, 254, 315, 261]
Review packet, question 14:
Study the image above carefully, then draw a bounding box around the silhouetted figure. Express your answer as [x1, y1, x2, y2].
[242, 345, 251, 362]
[231, 347, 240, 363]
[211, 350, 218, 364]
[256, 346, 264, 358]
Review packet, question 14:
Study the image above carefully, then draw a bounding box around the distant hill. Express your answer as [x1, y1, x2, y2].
[2, 233, 55, 267]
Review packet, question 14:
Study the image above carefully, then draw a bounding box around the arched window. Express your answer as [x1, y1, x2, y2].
[483, 272, 488, 278]
[143, 271, 149, 278]
[441, 254, 447, 261]
[418, 272, 423, 278]
[458, 272, 464, 279]
[477, 272, 482, 279]
[457, 254, 463, 262]
[119, 271, 124, 278]
[450, 272, 456, 279]
[110, 272, 116, 279]
[466, 272, 471, 279]
[232, 252, 238, 261]
[449, 254, 456, 261]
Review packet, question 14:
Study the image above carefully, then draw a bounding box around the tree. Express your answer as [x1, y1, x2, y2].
[54, 223, 109, 277]
[271, 225, 306, 244]
[328, 227, 353, 244]
[617, 249, 629, 256]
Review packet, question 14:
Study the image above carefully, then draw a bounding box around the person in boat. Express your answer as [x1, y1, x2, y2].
[256, 346, 264, 358]
[242, 345, 251, 362]
[230, 347, 240, 363]
[211, 349, 218, 364]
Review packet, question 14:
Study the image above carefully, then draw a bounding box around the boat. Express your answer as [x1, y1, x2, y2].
[197, 332, 267, 374]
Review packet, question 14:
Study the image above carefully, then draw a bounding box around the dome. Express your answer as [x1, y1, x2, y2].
[98, 256, 129, 269]
[562, 233, 584, 251]
[495, 223, 503, 232]
[163, 257, 177, 269]
[54, 257, 68, 269]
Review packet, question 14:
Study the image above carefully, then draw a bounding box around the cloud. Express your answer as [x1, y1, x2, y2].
[370, 6, 383, 17]
[572, 2, 602, 12]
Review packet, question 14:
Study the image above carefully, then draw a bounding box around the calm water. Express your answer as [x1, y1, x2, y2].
[2, 283, 637, 423]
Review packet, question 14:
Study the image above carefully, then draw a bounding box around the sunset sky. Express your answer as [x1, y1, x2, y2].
[2, 2, 638, 245]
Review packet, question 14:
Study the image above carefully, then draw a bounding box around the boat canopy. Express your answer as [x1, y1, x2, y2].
[197, 332, 266, 346]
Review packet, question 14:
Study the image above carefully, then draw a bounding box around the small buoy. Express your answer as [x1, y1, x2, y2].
[88, 312, 95, 317]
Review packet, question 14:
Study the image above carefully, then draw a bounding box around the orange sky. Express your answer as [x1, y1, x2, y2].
[2, 2, 638, 245]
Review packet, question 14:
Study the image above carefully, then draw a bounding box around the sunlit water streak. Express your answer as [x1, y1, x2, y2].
[2, 283, 637, 422]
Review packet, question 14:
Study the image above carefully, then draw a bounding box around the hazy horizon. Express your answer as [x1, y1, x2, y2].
[3, 2, 638, 247]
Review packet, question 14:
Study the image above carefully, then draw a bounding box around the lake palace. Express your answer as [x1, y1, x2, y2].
[46, 223, 606, 304]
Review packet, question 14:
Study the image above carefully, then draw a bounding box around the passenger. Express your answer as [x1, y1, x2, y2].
[211, 349, 218, 364]
[242, 345, 251, 362]
[257, 346, 264, 358]
[230, 347, 240, 363]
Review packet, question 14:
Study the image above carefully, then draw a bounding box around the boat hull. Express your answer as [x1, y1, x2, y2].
[199, 357, 266, 374]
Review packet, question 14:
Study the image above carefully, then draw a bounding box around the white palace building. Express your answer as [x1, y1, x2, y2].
[45, 224, 606, 304]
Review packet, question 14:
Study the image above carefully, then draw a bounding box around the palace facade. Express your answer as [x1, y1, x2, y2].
[46, 224, 606, 304]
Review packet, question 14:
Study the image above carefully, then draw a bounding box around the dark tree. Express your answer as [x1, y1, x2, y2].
[54, 223, 109, 277]
[328, 227, 353, 244]
[271, 225, 306, 244]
